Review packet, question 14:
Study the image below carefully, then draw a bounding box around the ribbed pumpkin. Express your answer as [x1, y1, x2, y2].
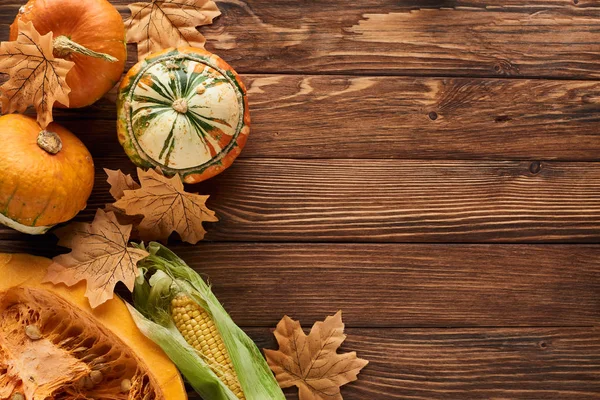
[10, 0, 126, 108]
[0, 252, 187, 400]
[0, 114, 95, 234]
[117, 47, 250, 184]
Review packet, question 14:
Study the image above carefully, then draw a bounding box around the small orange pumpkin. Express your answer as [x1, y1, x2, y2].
[10, 0, 126, 108]
[0, 114, 95, 234]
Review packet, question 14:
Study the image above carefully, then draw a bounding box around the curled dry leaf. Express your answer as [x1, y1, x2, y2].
[0, 20, 74, 128]
[264, 311, 369, 400]
[104, 168, 140, 200]
[104, 168, 144, 228]
[125, 0, 221, 62]
[112, 168, 218, 244]
[45, 209, 149, 308]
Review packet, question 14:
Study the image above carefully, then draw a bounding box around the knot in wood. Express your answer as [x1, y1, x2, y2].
[529, 161, 542, 175]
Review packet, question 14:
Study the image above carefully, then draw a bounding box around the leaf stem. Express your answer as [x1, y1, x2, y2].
[53, 35, 117, 62]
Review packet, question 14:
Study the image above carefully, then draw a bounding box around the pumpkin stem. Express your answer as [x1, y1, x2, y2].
[53, 35, 118, 63]
[172, 98, 188, 114]
[37, 130, 62, 155]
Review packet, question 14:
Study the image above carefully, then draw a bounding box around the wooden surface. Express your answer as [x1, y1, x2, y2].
[1, 0, 600, 398]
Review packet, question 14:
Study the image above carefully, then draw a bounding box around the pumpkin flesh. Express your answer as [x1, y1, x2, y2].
[10, 0, 127, 108]
[0, 253, 187, 400]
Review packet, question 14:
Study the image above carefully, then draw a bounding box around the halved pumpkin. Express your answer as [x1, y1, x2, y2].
[117, 47, 250, 184]
[0, 253, 187, 400]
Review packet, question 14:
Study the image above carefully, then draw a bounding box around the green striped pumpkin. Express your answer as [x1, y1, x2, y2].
[117, 47, 250, 184]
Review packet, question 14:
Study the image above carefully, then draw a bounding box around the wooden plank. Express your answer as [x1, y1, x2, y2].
[1, 242, 598, 327]
[2, 159, 600, 243]
[48, 76, 600, 161]
[191, 327, 600, 399]
[157, 1, 600, 79]
[2, 1, 599, 78]
[121, 243, 600, 328]
[196, 159, 600, 243]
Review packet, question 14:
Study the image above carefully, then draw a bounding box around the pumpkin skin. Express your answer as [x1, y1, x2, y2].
[0, 114, 95, 234]
[0, 252, 187, 400]
[117, 47, 250, 184]
[10, 0, 126, 108]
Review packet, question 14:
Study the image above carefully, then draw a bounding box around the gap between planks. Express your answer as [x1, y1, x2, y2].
[5, 242, 596, 328]
[48, 74, 600, 161]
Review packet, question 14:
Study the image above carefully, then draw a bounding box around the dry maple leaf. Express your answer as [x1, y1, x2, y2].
[113, 168, 218, 244]
[264, 311, 369, 400]
[45, 209, 149, 308]
[104, 168, 144, 229]
[105, 168, 141, 200]
[0, 20, 74, 128]
[125, 0, 221, 61]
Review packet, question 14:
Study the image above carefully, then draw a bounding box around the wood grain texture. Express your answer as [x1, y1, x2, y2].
[0, 242, 598, 327]
[2, 159, 600, 243]
[44, 75, 600, 160]
[82, 0, 600, 79]
[2, 0, 599, 78]
[178, 1, 600, 79]
[197, 159, 600, 243]
[187, 327, 600, 399]
[101, 243, 600, 328]
[0, 0, 598, 396]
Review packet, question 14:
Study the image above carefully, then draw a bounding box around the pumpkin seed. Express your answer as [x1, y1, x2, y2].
[24, 325, 42, 340]
[90, 370, 103, 385]
[120, 378, 132, 393]
[92, 363, 107, 371]
[90, 356, 106, 366]
[90, 371, 104, 385]
[81, 353, 98, 362]
[11, 393, 25, 400]
[80, 375, 94, 390]
[57, 337, 75, 347]
[73, 346, 88, 354]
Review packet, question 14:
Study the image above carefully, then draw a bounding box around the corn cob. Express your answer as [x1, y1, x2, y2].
[130, 242, 286, 400]
[171, 294, 245, 400]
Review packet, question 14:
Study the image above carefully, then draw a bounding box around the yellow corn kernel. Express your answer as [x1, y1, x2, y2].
[171, 295, 246, 400]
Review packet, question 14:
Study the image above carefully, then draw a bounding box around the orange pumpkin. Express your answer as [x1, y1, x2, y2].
[10, 0, 126, 108]
[0, 114, 95, 234]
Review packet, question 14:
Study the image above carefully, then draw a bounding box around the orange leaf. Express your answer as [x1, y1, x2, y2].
[125, 0, 221, 62]
[113, 168, 218, 244]
[45, 209, 149, 308]
[104, 168, 141, 201]
[264, 312, 369, 400]
[0, 20, 74, 128]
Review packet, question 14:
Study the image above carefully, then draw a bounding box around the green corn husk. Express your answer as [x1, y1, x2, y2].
[127, 242, 285, 400]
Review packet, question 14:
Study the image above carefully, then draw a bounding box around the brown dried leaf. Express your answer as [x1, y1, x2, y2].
[0, 20, 74, 128]
[104, 168, 141, 201]
[113, 168, 218, 244]
[264, 312, 369, 400]
[45, 209, 149, 308]
[125, 0, 221, 61]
